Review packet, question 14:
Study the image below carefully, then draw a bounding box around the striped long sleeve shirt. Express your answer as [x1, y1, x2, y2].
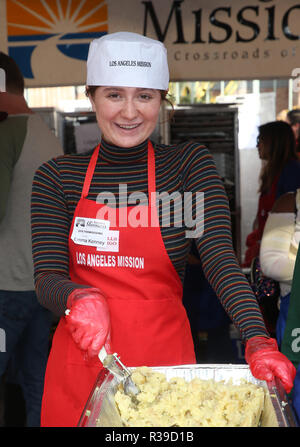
[31, 138, 269, 341]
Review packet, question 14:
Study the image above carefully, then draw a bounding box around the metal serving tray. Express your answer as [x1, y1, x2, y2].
[78, 364, 298, 427]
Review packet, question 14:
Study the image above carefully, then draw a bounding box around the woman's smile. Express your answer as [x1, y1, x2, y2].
[116, 123, 141, 130]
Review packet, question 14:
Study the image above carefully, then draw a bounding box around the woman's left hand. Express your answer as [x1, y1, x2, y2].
[245, 336, 296, 394]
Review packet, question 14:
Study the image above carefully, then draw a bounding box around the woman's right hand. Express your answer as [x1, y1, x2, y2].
[65, 287, 111, 358]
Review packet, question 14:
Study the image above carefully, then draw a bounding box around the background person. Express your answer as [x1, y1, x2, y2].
[287, 108, 300, 155]
[0, 52, 63, 426]
[260, 189, 300, 348]
[243, 120, 300, 268]
[244, 121, 300, 335]
[31, 32, 296, 427]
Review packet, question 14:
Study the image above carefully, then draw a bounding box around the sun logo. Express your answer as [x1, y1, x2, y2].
[7, 0, 108, 82]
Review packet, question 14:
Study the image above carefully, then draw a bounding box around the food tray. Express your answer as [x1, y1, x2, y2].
[77, 364, 298, 427]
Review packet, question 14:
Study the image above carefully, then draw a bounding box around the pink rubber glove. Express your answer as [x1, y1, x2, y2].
[65, 288, 111, 358]
[245, 336, 296, 393]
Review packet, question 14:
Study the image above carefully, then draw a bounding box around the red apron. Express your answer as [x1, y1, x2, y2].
[41, 141, 195, 427]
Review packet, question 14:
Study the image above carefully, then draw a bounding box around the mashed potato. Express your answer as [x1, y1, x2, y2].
[114, 366, 265, 427]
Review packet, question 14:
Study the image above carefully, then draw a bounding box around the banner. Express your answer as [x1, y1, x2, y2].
[1, 0, 300, 86]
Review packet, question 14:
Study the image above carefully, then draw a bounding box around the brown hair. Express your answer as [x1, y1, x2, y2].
[85, 85, 174, 111]
[258, 120, 297, 194]
[0, 52, 24, 95]
[287, 108, 300, 126]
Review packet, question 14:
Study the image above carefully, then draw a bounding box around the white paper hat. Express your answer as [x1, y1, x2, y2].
[86, 32, 169, 90]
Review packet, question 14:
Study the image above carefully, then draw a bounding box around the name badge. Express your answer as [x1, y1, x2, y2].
[97, 230, 120, 253]
[71, 217, 110, 249]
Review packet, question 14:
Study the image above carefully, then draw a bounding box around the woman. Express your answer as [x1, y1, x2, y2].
[260, 189, 300, 347]
[243, 120, 300, 268]
[287, 108, 300, 154]
[31, 32, 295, 427]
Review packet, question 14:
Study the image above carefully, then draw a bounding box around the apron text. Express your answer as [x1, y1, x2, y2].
[75, 251, 145, 269]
